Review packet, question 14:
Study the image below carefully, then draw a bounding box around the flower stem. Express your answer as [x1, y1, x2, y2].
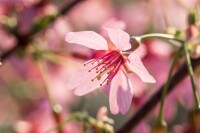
[157, 47, 182, 124]
[37, 61, 64, 133]
[183, 42, 200, 109]
[133, 33, 183, 43]
[140, 33, 176, 40]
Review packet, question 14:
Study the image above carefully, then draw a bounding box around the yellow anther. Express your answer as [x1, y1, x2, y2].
[97, 75, 101, 80]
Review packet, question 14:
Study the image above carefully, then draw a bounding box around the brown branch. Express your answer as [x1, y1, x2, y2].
[1, 0, 84, 61]
[117, 58, 200, 133]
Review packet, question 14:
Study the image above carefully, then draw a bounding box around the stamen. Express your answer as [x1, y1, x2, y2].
[99, 77, 109, 86]
[105, 56, 121, 68]
[107, 60, 123, 81]
[84, 59, 96, 66]
[87, 50, 124, 86]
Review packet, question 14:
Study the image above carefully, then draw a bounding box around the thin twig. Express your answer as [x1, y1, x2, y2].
[183, 42, 200, 108]
[117, 58, 200, 133]
[157, 47, 182, 124]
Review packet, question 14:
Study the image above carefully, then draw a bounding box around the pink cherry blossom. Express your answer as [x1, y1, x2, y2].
[118, 1, 149, 35]
[65, 28, 156, 115]
[101, 18, 126, 30]
[68, 0, 113, 29]
[100, 18, 127, 39]
[133, 121, 151, 133]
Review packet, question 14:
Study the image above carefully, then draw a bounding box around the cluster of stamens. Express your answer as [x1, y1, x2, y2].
[84, 51, 124, 87]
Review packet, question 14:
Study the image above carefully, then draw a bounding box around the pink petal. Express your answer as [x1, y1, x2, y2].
[102, 83, 111, 96]
[109, 70, 133, 115]
[105, 28, 131, 51]
[133, 43, 147, 59]
[65, 31, 108, 50]
[128, 53, 156, 83]
[66, 60, 108, 96]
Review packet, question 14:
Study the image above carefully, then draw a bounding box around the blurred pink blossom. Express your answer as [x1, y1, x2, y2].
[147, 39, 173, 59]
[46, 56, 82, 106]
[175, 75, 200, 110]
[100, 18, 126, 38]
[101, 18, 126, 30]
[9, 56, 41, 80]
[149, 0, 198, 31]
[0, 30, 17, 52]
[0, 4, 11, 15]
[65, 28, 155, 114]
[68, 0, 114, 29]
[45, 17, 73, 50]
[119, 1, 149, 35]
[0, 0, 23, 5]
[24, 101, 81, 133]
[132, 121, 150, 133]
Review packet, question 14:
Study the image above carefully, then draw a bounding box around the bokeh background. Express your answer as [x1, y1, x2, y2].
[0, 0, 200, 133]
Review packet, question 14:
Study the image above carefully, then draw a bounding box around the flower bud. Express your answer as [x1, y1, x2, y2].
[184, 25, 200, 58]
[186, 25, 199, 40]
[126, 37, 140, 52]
[188, 9, 199, 25]
[152, 120, 167, 133]
[187, 108, 200, 132]
[165, 27, 177, 35]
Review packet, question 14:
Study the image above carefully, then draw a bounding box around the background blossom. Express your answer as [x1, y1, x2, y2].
[0, 0, 200, 132]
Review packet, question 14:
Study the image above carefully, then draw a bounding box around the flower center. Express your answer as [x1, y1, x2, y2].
[84, 50, 125, 86]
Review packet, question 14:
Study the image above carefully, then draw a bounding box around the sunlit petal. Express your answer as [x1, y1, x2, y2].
[109, 70, 133, 114]
[65, 31, 108, 50]
[128, 53, 156, 83]
[66, 60, 107, 96]
[105, 28, 131, 51]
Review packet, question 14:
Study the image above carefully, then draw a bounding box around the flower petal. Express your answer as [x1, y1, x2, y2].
[109, 70, 133, 115]
[66, 60, 108, 96]
[65, 31, 108, 50]
[105, 28, 131, 51]
[102, 83, 111, 96]
[128, 53, 156, 83]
